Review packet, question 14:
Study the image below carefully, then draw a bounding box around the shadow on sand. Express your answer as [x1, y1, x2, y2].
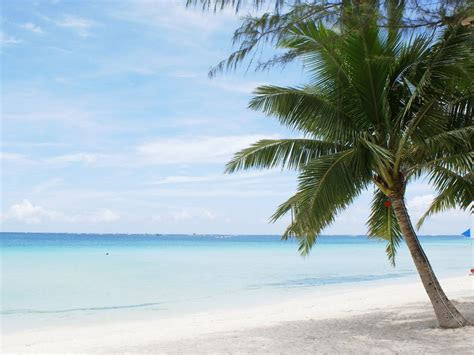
[126, 297, 474, 353]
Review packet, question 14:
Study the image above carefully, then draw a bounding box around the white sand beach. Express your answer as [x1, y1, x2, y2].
[2, 275, 473, 354]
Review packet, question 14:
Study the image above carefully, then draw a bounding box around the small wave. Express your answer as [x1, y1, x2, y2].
[247, 272, 413, 290]
[2, 302, 162, 315]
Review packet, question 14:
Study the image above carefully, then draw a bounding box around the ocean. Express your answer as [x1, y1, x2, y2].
[1, 233, 471, 333]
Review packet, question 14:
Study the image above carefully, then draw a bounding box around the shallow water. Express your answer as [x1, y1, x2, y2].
[1, 233, 472, 332]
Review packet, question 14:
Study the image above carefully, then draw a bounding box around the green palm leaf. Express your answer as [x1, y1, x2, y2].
[367, 190, 403, 266]
[272, 149, 371, 255]
[416, 166, 474, 229]
[225, 139, 344, 173]
[249, 85, 359, 141]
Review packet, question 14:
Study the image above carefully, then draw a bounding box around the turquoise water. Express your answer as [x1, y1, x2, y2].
[1, 233, 472, 333]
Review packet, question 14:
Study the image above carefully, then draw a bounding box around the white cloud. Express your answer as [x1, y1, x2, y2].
[153, 207, 216, 222]
[406, 193, 470, 233]
[0, 152, 34, 165]
[407, 194, 434, 215]
[137, 134, 277, 164]
[172, 71, 264, 94]
[2, 141, 67, 149]
[45, 153, 105, 165]
[4, 199, 64, 224]
[142, 187, 288, 198]
[2, 88, 100, 128]
[113, 0, 236, 34]
[0, 31, 22, 45]
[2, 135, 277, 168]
[90, 208, 120, 223]
[32, 178, 64, 193]
[150, 171, 280, 186]
[3, 200, 120, 224]
[92, 51, 182, 77]
[208, 78, 264, 94]
[152, 175, 220, 185]
[202, 209, 216, 220]
[20, 22, 44, 34]
[1, 151, 106, 167]
[173, 71, 200, 79]
[55, 15, 95, 37]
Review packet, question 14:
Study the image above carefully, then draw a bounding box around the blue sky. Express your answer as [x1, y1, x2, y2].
[1, 0, 470, 235]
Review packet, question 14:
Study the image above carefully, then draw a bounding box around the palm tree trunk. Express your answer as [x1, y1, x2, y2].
[391, 195, 469, 328]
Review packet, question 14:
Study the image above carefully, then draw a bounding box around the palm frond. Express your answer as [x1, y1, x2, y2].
[225, 138, 344, 173]
[249, 85, 359, 142]
[367, 190, 403, 266]
[417, 166, 474, 228]
[393, 26, 473, 169]
[406, 126, 474, 176]
[271, 149, 371, 255]
[281, 22, 350, 87]
[343, 16, 393, 129]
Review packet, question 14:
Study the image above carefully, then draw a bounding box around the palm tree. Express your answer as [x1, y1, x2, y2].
[225, 5, 473, 328]
[187, 0, 473, 76]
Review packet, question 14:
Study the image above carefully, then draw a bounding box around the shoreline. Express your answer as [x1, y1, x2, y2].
[2, 275, 473, 353]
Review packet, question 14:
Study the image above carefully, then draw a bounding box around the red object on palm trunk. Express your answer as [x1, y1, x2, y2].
[384, 200, 391, 208]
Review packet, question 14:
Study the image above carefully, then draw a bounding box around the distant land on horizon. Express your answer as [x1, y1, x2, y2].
[0, 231, 467, 237]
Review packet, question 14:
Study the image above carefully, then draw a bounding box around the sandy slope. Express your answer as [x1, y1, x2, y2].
[2, 276, 473, 354]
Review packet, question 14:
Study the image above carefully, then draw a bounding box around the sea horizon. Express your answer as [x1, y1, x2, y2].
[1, 231, 466, 237]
